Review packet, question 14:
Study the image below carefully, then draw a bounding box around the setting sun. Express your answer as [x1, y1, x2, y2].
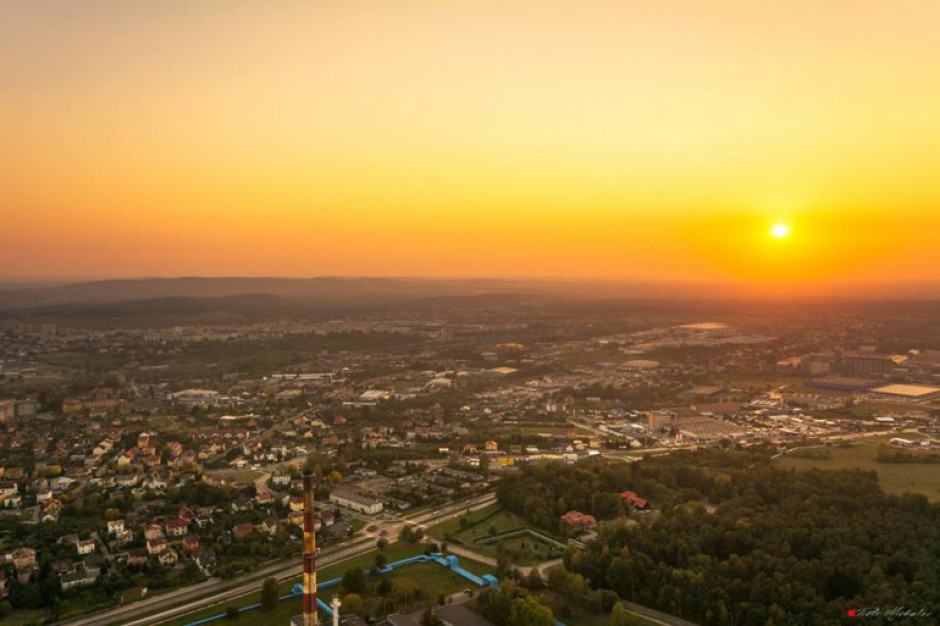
[771, 223, 790, 239]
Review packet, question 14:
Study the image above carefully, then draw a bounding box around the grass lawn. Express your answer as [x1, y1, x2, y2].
[471, 533, 563, 566]
[148, 415, 177, 429]
[318, 541, 428, 582]
[228, 470, 263, 484]
[775, 442, 940, 502]
[443, 507, 532, 542]
[383, 561, 483, 602]
[348, 519, 366, 533]
[426, 502, 501, 540]
[159, 577, 301, 626]
[2, 609, 49, 626]
[439, 507, 565, 566]
[447, 555, 493, 577]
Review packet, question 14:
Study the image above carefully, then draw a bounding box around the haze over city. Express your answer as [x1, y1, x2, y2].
[3, 1, 939, 292]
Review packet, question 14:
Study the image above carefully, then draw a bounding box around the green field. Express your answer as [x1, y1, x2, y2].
[1, 609, 49, 626]
[226, 469, 263, 484]
[775, 442, 940, 502]
[845, 401, 936, 419]
[427, 503, 502, 540]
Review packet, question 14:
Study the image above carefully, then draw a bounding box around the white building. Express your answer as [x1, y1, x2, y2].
[329, 489, 383, 515]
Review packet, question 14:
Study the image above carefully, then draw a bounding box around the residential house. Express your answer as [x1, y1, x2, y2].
[232, 522, 255, 540]
[166, 518, 189, 538]
[260, 517, 279, 536]
[146, 538, 168, 555]
[619, 490, 652, 511]
[560, 510, 597, 530]
[126, 549, 150, 567]
[287, 510, 305, 527]
[144, 523, 165, 541]
[76, 539, 96, 556]
[114, 529, 134, 547]
[107, 519, 125, 534]
[60, 567, 99, 592]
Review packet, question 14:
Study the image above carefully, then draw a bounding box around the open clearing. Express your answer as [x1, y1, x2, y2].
[775, 442, 940, 502]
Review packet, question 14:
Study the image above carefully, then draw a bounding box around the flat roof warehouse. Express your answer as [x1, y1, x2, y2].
[871, 384, 940, 400]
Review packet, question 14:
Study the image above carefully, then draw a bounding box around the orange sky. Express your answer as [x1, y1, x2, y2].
[2, 1, 939, 289]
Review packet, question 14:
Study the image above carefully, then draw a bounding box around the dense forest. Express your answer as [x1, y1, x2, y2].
[498, 452, 940, 625]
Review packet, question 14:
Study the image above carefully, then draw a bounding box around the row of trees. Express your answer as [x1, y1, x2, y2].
[477, 584, 555, 626]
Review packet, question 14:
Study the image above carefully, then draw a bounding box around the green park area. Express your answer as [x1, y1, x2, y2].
[775, 441, 940, 502]
[159, 542, 494, 626]
[429, 504, 566, 567]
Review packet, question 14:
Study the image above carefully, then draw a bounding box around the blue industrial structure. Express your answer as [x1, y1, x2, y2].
[184, 553, 499, 625]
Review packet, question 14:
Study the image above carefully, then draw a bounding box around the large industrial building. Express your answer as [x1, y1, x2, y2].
[329, 489, 384, 515]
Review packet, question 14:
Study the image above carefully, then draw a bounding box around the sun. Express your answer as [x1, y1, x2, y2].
[771, 222, 790, 239]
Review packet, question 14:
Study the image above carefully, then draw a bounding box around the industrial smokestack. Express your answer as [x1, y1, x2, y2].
[303, 469, 318, 626]
[331, 595, 341, 626]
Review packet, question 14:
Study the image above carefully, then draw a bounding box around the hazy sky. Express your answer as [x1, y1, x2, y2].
[2, 1, 939, 289]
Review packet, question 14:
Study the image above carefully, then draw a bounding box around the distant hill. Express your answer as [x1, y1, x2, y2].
[0, 276, 938, 322]
[0, 276, 723, 310]
[0, 277, 529, 309]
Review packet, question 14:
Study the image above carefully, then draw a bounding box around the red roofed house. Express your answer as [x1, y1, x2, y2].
[560, 510, 597, 530]
[233, 522, 255, 540]
[166, 518, 189, 538]
[182, 535, 200, 552]
[146, 538, 168, 555]
[620, 491, 651, 511]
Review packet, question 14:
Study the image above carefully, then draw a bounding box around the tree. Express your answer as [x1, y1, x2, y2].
[421, 607, 443, 626]
[225, 606, 240, 619]
[377, 537, 389, 551]
[612, 602, 640, 626]
[508, 595, 554, 626]
[375, 553, 388, 570]
[496, 542, 511, 575]
[342, 593, 363, 616]
[343, 567, 366, 594]
[524, 569, 543, 590]
[377, 577, 393, 596]
[261, 577, 279, 611]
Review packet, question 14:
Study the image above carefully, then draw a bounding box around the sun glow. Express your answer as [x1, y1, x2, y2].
[771, 223, 790, 239]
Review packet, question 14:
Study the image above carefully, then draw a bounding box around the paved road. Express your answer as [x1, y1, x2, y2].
[620, 600, 699, 626]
